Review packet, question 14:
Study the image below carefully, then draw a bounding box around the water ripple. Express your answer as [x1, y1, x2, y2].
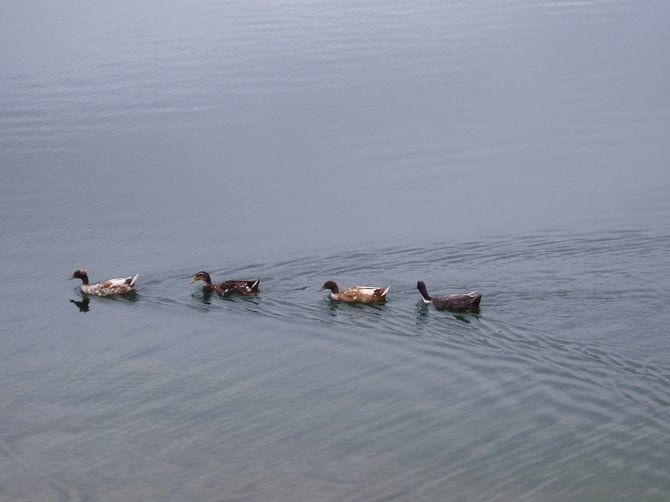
[122, 231, 670, 406]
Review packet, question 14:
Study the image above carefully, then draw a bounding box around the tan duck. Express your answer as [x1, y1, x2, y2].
[417, 280, 481, 310]
[69, 269, 139, 296]
[191, 271, 260, 296]
[320, 280, 389, 304]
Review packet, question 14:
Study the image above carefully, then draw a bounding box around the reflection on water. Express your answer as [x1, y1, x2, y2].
[451, 311, 479, 323]
[69, 297, 90, 313]
[415, 302, 480, 327]
[191, 289, 214, 306]
[415, 302, 431, 323]
[68, 291, 138, 313]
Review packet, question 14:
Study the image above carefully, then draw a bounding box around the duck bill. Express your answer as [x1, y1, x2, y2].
[190, 276, 199, 284]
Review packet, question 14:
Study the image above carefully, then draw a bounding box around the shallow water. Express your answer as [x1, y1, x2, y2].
[2, 1, 670, 500]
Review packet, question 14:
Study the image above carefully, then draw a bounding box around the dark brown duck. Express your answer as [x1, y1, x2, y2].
[417, 280, 481, 310]
[191, 271, 260, 296]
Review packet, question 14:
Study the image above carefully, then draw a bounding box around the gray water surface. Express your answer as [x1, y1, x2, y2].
[2, 1, 670, 500]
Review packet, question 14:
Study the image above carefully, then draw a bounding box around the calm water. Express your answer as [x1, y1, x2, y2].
[2, 0, 670, 500]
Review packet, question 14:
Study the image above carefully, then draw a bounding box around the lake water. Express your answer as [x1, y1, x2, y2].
[2, 0, 670, 500]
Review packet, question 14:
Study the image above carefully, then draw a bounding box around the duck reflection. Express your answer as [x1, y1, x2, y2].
[69, 296, 90, 312]
[69, 291, 138, 312]
[415, 301, 430, 326]
[193, 289, 214, 305]
[415, 301, 480, 325]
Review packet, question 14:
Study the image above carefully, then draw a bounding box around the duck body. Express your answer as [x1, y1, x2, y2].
[191, 271, 259, 296]
[70, 269, 139, 296]
[320, 280, 389, 304]
[417, 280, 481, 310]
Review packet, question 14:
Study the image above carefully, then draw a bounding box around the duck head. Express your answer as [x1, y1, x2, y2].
[320, 280, 339, 293]
[69, 269, 89, 285]
[191, 271, 213, 285]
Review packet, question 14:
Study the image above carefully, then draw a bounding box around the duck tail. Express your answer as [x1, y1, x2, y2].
[250, 278, 260, 293]
[416, 281, 432, 303]
[469, 292, 482, 307]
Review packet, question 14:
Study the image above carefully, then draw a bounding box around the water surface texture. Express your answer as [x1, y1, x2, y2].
[2, 1, 670, 500]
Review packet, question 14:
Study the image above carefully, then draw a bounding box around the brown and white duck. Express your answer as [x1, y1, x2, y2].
[69, 269, 139, 296]
[320, 280, 389, 304]
[191, 271, 260, 296]
[417, 280, 481, 310]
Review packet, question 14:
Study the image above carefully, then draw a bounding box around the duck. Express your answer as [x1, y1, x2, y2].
[69, 269, 139, 296]
[320, 280, 390, 304]
[191, 271, 260, 296]
[417, 280, 481, 310]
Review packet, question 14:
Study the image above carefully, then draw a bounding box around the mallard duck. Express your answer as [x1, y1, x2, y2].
[417, 280, 481, 310]
[191, 271, 260, 296]
[320, 280, 390, 304]
[69, 269, 139, 296]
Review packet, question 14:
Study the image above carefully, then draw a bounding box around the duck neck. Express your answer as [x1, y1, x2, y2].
[417, 281, 432, 302]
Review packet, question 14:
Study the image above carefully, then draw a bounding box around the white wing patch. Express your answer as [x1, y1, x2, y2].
[354, 287, 380, 295]
[80, 275, 138, 296]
